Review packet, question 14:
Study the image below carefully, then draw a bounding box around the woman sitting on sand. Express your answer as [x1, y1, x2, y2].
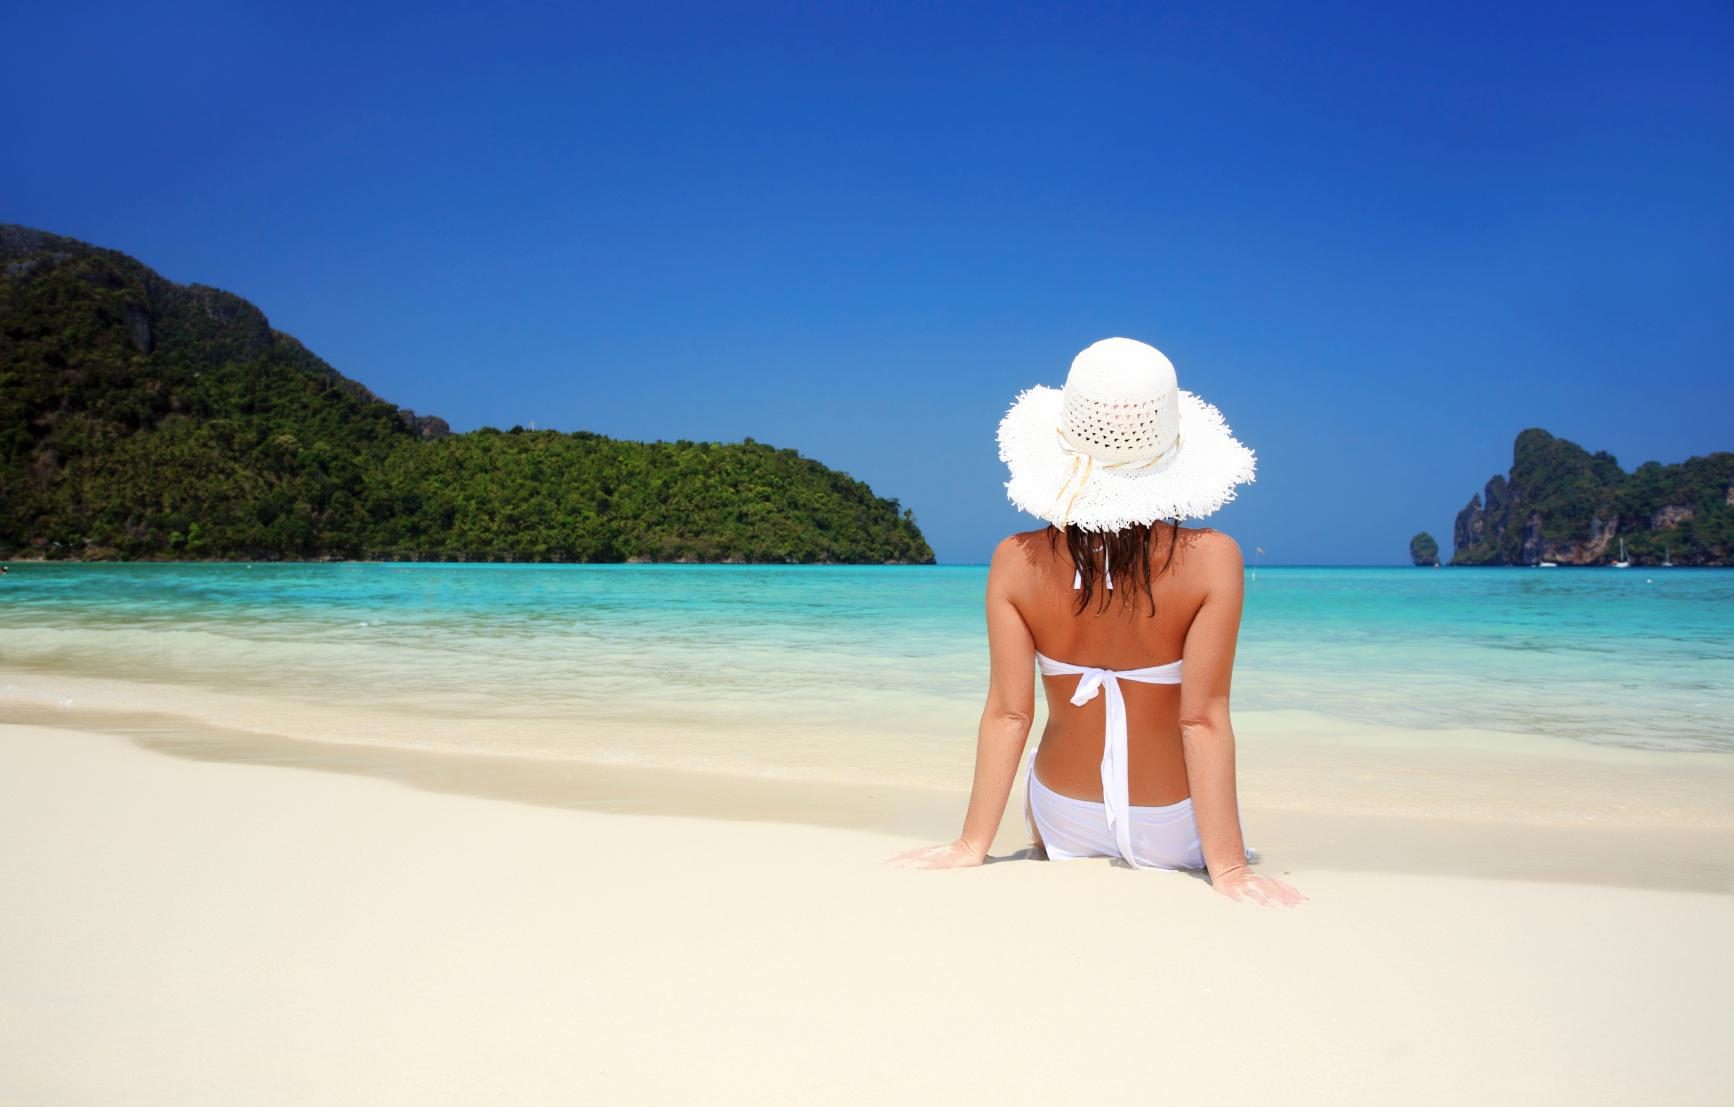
[890, 338, 1304, 908]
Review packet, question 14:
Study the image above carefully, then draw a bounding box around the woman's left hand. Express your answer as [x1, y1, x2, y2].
[885, 838, 987, 869]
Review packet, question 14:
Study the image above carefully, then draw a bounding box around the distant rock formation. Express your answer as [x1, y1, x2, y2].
[396, 408, 452, 440]
[1409, 532, 1440, 566]
[1450, 429, 1732, 566]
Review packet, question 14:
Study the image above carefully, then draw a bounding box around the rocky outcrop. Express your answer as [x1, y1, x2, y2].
[122, 302, 153, 353]
[398, 409, 452, 440]
[1448, 429, 1733, 566]
[1454, 494, 1483, 554]
[1409, 532, 1440, 566]
[1651, 504, 1693, 530]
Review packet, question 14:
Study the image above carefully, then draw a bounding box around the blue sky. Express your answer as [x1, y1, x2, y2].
[6, 1, 1731, 564]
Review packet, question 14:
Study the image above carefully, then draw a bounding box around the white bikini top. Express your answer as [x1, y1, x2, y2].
[1037, 544, 1182, 868]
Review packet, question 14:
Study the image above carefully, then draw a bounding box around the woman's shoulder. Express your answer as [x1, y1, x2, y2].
[1174, 526, 1244, 566]
[989, 528, 1050, 574]
[994, 527, 1052, 551]
[1172, 528, 1246, 608]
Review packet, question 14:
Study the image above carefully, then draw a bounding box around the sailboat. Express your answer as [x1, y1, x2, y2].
[1612, 537, 1630, 569]
[1662, 544, 1674, 568]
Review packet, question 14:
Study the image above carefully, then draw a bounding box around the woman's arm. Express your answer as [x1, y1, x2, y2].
[888, 537, 1035, 868]
[1177, 533, 1305, 906]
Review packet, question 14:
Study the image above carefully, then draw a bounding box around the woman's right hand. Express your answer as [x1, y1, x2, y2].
[884, 837, 988, 869]
[1210, 865, 1307, 907]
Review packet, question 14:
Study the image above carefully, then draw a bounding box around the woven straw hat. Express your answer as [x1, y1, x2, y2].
[996, 337, 1255, 531]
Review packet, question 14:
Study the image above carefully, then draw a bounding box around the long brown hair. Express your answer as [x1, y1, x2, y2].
[1045, 520, 1181, 617]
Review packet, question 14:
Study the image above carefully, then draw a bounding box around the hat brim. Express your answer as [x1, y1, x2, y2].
[996, 385, 1256, 529]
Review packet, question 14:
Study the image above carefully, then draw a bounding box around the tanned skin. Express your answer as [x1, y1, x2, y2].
[888, 525, 1305, 908]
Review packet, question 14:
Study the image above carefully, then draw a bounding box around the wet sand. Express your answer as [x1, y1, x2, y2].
[4, 685, 1731, 894]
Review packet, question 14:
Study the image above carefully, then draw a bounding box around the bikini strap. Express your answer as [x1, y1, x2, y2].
[1071, 545, 1113, 591]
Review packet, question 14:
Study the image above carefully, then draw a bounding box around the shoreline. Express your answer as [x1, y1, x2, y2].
[7, 698, 1731, 894]
[8, 555, 1734, 567]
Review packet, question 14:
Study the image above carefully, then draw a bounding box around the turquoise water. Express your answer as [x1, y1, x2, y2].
[2, 564, 1730, 780]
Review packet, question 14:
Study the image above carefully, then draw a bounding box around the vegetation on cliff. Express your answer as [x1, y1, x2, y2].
[0, 225, 934, 563]
[1451, 428, 1733, 566]
[1408, 532, 1439, 566]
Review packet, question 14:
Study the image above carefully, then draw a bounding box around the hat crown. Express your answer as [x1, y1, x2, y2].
[1059, 338, 1182, 463]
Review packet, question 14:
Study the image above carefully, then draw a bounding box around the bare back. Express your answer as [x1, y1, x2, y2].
[999, 525, 1242, 807]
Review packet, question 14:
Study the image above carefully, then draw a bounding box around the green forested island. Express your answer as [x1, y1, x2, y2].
[1408, 531, 1440, 566]
[0, 225, 934, 563]
[1451, 428, 1733, 566]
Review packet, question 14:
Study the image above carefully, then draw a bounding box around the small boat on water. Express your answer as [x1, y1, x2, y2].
[1538, 560, 1558, 568]
[1662, 545, 1674, 567]
[1612, 538, 1630, 569]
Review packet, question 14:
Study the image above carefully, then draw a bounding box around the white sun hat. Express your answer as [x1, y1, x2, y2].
[996, 337, 1256, 531]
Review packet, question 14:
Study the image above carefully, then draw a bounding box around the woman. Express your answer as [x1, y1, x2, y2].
[889, 337, 1304, 908]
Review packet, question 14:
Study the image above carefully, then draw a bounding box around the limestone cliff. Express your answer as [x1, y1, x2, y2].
[1450, 429, 1732, 566]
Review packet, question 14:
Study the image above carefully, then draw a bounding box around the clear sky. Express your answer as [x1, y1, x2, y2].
[7, 1, 1731, 564]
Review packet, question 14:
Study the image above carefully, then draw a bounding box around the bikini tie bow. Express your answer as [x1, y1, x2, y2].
[1068, 668, 1111, 707]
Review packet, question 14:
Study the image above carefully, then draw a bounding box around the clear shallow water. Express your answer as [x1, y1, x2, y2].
[1, 564, 1730, 778]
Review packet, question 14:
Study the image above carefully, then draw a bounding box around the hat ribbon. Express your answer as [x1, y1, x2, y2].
[1048, 426, 1183, 529]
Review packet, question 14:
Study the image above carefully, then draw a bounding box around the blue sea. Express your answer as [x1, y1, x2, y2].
[2, 564, 1730, 786]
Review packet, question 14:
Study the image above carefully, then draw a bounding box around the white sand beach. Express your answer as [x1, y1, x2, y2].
[3, 721, 1731, 1106]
